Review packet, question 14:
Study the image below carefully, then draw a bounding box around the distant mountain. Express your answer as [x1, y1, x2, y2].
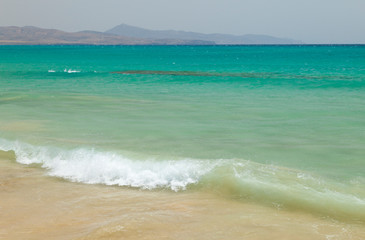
[0, 26, 214, 45]
[0, 25, 303, 45]
[106, 24, 303, 45]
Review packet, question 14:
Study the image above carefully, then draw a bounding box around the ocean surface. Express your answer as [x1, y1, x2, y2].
[0, 45, 364, 223]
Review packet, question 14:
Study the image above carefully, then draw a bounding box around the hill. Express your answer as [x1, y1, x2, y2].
[0, 26, 214, 45]
[106, 24, 302, 45]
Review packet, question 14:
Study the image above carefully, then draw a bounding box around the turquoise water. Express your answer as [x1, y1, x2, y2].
[1, 45, 365, 222]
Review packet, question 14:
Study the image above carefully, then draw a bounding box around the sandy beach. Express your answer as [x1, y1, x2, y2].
[1, 45, 365, 239]
[1, 0, 365, 235]
[1, 150, 364, 240]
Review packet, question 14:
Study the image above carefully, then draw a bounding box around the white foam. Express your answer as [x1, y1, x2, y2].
[1, 138, 364, 220]
[0, 139, 212, 191]
[48, 70, 55, 73]
[64, 69, 80, 73]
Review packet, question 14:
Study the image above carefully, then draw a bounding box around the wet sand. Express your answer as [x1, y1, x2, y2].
[1, 150, 364, 240]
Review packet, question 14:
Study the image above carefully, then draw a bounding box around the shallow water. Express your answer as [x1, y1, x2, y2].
[0, 46, 365, 233]
[1, 151, 365, 240]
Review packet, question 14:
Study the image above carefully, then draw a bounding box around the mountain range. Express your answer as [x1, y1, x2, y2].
[107, 24, 302, 45]
[0, 24, 302, 45]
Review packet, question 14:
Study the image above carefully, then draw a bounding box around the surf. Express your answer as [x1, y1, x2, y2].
[1, 138, 364, 223]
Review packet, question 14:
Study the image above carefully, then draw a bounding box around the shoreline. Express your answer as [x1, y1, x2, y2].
[1, 151, 364, 239]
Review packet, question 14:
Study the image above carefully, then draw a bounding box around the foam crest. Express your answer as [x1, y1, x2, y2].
[64, 69, 80, 73]
[48, 69, 98, 74]
[0, 139, 211, 191]
[0, 138, 364, 221]
[47, 69, 82, 73]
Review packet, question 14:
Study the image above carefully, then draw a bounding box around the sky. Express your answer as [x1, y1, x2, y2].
[1, 0, 364, 44]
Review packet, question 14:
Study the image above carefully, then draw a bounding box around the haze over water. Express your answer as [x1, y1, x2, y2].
[0, 45, 365, 237]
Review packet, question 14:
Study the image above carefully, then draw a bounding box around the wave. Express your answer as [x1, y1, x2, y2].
[0, 139, 212, 191]
[0, 138, 364, 222]
[64, 69, 80, 73]
[47, 69, 82, 73]
[47, 69, 99, 74]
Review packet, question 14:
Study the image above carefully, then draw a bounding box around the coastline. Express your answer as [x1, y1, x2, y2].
[1, 45, 364, 239]
[1, 150, 364, 240]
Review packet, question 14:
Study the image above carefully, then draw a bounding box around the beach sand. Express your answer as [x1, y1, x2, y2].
[1, 150, 364, 240]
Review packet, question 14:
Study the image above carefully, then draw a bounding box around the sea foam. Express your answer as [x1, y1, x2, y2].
[64, 69, 80, 73]
[0, 139, 212, 191]
[0, 138, 364, 221]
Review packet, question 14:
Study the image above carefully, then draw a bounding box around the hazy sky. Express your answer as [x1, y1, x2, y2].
[1, 0, 364, 43]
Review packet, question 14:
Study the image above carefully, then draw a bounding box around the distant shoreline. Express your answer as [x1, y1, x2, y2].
[0, 25, 302, 45]
[1, 25, 364, 45]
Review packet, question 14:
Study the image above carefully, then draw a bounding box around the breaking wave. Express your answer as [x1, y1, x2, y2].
[0, 138, 364, 222]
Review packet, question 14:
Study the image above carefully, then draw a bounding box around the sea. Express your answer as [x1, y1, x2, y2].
[0, 45, 364, 239]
